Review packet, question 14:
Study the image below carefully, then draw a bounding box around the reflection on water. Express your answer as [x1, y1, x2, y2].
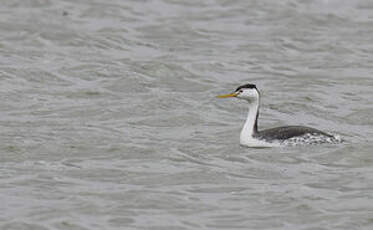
[1, 0, 373, 229]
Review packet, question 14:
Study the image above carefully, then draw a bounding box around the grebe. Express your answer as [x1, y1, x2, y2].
[217, 83, 341, 147]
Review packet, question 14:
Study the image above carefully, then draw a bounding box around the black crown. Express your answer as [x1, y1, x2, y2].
[235, 83, 257, 92]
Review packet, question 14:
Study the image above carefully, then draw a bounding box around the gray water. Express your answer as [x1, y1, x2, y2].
[1, 0, 373, 229]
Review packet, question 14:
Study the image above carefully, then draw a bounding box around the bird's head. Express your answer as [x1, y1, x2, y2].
[217, 83, 260, 102]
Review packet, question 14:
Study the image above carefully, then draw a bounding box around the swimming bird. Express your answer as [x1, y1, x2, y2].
[217, 83, 339, 147]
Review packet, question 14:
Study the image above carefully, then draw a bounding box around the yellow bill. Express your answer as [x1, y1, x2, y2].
[217, 92, 237, 98]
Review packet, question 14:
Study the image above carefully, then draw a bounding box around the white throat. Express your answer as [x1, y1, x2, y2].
[240, 100, 259, 146]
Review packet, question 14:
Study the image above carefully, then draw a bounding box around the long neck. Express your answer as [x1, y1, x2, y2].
[240, 100, 259, 143]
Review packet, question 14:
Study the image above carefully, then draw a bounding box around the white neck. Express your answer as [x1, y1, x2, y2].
[240, 100, 259, 145]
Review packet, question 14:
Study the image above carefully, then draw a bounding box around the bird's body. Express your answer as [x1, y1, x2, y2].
[255, 126, 333, 141]
[218, 83, 341, 147]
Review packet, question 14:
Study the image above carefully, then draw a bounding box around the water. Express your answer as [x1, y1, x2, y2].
[1, 0, 373, 229]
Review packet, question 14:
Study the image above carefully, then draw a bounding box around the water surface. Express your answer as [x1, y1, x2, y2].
[1, 0, 373, 229]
